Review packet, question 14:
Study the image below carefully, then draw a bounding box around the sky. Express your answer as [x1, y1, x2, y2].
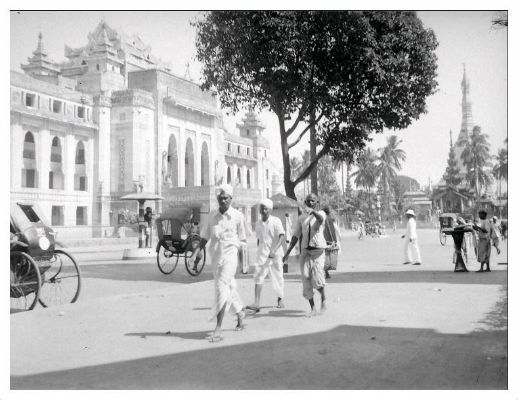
[9, 10, 508, 189]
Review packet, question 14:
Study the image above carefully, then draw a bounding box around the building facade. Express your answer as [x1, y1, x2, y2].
[10, 22, 277, 238]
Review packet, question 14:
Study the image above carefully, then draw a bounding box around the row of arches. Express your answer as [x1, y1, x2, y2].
[226, 166, 253, 188]
[22, 131, 88, 190]
[163, 135, 210, 187]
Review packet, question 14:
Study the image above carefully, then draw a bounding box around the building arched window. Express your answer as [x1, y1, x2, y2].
[75, 141, 85, 165]
[247, 169, 251, 189]
[237, 168, 242, 186]
[22, 131, 37, 188]
[227, 166, 232, 184]
[74, 141, 87, 191]
[49, 136, 64, 189]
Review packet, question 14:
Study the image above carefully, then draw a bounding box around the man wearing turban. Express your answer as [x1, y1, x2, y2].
[246, 198, 286, 313]
[283, 193, 328, 317]
[189, 184, 248, 342]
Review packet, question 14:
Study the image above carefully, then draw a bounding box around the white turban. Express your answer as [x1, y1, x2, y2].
[215, 184, 233, 197]
[260, 198, 273, 209]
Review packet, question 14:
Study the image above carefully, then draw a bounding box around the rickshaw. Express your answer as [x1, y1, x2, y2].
[155, 208, 206, 277]
[439, 213, 457, 246]
[10, 202, 81, 312]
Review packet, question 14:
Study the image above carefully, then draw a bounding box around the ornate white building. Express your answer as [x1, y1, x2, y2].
[10, 22, 277, 237]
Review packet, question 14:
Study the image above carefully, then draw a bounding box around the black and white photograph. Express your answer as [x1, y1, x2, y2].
[5, 6, 512, 395]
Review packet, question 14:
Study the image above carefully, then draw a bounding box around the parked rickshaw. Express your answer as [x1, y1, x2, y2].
[155, 208, 206, 276]
[439, 213, 457, 246]
[10, 202, 81, 312]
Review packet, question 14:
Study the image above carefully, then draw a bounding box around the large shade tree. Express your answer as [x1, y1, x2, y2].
[194, 11, 438, 199]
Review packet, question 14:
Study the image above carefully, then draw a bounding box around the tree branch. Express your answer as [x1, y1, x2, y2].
[293, 141, 331, 186]
[285, 103, 307, 137]
[288, 112, 324, 149]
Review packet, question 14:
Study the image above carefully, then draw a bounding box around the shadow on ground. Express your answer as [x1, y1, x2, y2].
[81, 262, 215, 284]
[12, 322, 507, 390]
[324, 269, 507, 286]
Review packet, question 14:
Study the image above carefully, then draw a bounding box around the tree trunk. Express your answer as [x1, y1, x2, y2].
[278, 114, 298, 200]
[310, 109, 318, 195]
[341, 162, 345, 196]
[367, 188, 372, 218]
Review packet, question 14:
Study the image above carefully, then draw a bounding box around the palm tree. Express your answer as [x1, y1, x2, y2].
[492, 147, 508, 207]
[351, 147, 377, 217]
[376, 135, 407, 219]
[459, 126, 493, 210]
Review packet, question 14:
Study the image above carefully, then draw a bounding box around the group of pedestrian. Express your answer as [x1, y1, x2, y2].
[188, 184, 503, 342]
[400, 208, 502, 272]
[188, 188, 342, 341]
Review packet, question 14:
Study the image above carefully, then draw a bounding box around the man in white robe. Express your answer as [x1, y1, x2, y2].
[246, 198, 286, 313]
[189, 184, 247, 342]
[283, 193, 327, 317]
[401, 209, 422, 265]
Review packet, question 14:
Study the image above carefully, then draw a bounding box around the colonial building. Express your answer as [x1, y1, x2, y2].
[10, 22, 277, 238]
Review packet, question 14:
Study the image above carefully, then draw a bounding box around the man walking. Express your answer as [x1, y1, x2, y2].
[246, 198, 286, 313]
[473, 210, 500, 272]
[189, 184, 247, 342]
[401, 209, 422, 265]
[283, 193, 327, 317]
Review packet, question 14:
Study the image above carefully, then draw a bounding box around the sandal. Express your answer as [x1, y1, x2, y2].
[208, 335, 224, 343]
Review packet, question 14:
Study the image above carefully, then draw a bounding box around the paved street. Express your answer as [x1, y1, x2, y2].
[10, 228, 507, 389]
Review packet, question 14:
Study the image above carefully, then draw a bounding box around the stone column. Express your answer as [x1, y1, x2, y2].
[178, 128, 185, 187]
[39, 128, 51, 192]
[10, 124, 24, 189]
[64, 134, 76, 193]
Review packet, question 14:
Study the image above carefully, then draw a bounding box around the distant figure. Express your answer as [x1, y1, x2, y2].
[357, 217, 365, 239]
[401, 209, 422, 265]
[473, 210, 500, 272]
[144, 207, 153, 248]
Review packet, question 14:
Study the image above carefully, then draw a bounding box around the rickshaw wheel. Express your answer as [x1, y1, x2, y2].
[157, 241, 180, 274]
[39, 250, 81, 308]
[10, 251, 41, 312]
[439, 229, 447, 246]
[185, 246, 206, 276]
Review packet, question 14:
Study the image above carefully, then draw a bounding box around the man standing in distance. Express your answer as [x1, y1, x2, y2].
[189, 184, 247, 342]
[401, 209, 422, 265]
[246, 198, 286, 313]
[283, 193, 327, 317]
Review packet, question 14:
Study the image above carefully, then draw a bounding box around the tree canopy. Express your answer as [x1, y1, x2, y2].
[194, 11, 438, 199]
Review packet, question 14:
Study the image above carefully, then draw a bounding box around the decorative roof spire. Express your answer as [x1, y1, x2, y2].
[34, 32, 47, 56]
[460, 63, 473, 140]
[183, 62, 192, 81]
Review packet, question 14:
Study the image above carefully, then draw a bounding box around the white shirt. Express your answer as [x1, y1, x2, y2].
[406, 217, 418, 240]
[200, 206, 248, 260]
[255, 215, 285, 264]
[294, 210, 327, 249]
